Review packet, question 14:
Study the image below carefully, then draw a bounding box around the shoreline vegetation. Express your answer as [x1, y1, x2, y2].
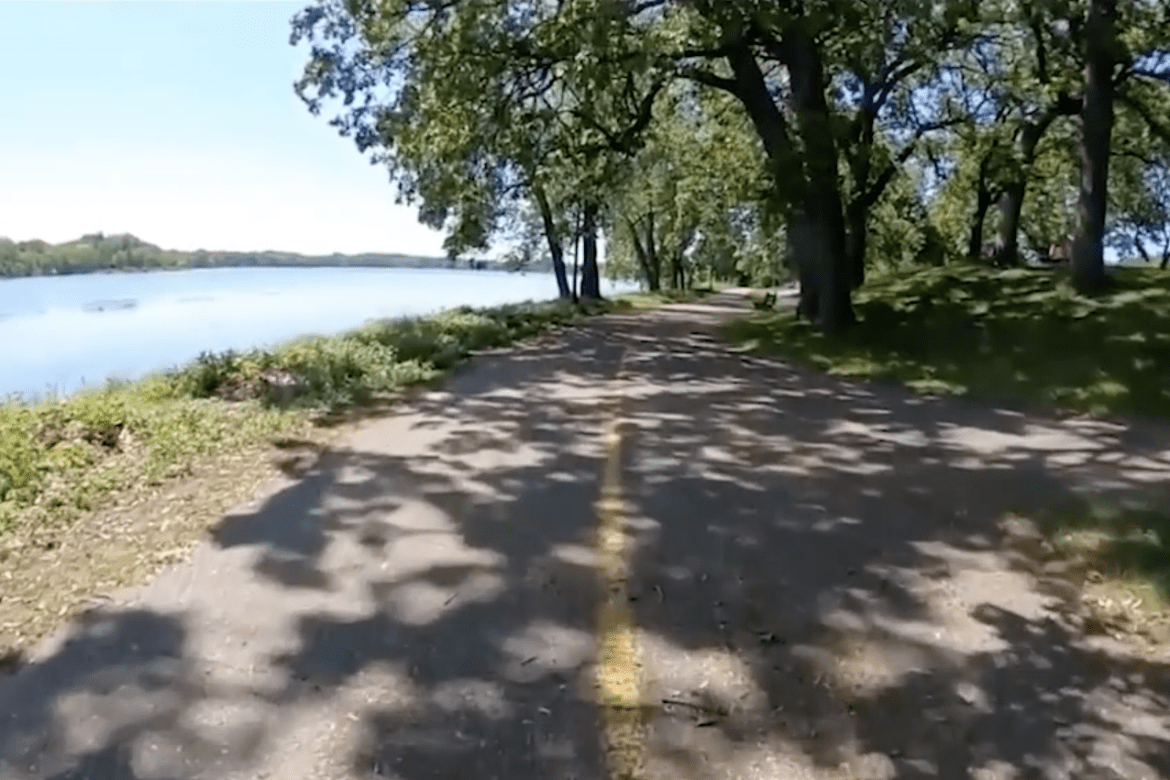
[0, 232, 554, 278]
[0, 294, 636, 657]
[1, 296, 625, 538]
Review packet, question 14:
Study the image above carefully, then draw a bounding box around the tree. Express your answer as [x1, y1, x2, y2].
[647, 0, 984, 330]
[921, 0, 1170, 276]
[290, 0, 662, 301]
[1108, 158, 1170, 267]
[605, 83, 770, 291]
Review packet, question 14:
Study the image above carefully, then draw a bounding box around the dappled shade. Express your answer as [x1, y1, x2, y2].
[0, 294, 1168, 778]
[728, 265, 1170, 421]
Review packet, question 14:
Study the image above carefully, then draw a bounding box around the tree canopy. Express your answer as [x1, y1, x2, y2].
[290, 0, 1170, 329]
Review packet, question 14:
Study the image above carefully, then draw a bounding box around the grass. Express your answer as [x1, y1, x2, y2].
[724, 264, 1170, 420]
[0, 388, 305, 537]
[1028, 499, 1170, 643]
[613, 287, 716, 310]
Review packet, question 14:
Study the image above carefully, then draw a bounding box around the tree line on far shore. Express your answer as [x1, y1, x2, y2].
[0, 232, 549, 278]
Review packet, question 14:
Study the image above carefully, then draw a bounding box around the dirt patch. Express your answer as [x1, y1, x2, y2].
[0, 415, 347, 666]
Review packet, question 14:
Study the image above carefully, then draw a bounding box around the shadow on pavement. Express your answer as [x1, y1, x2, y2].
[0, 295, 1168, 779]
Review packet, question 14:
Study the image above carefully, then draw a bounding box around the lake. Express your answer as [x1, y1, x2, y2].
[0, 266, 634, 402]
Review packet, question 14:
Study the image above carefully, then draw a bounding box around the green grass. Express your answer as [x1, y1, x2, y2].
[724, 264, 1170, 420]
[0, 297, 613, 537]
[612, 287, 716, 309]
[1030, 499, 1170, 635]
[1043, 500, 1170, 598]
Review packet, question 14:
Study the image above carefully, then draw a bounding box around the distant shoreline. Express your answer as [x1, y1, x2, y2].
[0, 261, 548, 280]
[0, 232, 553, 278]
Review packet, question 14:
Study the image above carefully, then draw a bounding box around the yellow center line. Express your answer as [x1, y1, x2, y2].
[594, 346, 646, 780]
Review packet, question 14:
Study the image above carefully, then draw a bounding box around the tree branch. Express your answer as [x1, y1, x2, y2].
[1026, 11, 1051, 84]
[1130, 67, 1170, 86]
[628, 0, 669, 16]
[1119, 90, 1170, 145]
[860, 117, 966, 208]
[677, 66, 739, 94]
[677, 45, 736, 59]
[874, 59, 924, 112]
[1112, 148, 1162, 165]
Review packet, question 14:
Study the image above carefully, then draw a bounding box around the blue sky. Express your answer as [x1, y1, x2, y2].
[0, 1, 448, 256]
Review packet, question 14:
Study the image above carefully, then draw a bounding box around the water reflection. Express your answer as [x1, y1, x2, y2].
[81, 299, 139, 313]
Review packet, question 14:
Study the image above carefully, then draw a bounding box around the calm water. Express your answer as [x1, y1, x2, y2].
[0, 266, 633, 401]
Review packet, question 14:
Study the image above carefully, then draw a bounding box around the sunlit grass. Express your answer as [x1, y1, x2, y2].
[612, 287, 716, 310]
[1026, 499, 1170, 640]
[724, 264, 1170, 420]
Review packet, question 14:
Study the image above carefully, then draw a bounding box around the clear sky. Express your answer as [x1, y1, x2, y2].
[0, 1, 448, 256]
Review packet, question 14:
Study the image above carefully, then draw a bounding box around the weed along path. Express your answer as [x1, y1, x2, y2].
[2, 293, 1170, 779]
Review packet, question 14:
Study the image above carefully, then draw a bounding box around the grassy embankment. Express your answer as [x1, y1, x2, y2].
[0, 296, 621, 657]
[726, 264, 1170, 638]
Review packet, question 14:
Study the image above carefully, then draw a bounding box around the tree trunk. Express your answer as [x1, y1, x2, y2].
[627, 214, 661, 291]
[721, 34, 852, 331]
[580, 202, 602, 300]
[995, 108, 1067, 266]
[787, 208, 820, 322]
[571, 233, 580, 302]
[644, 211, 661, 291]
[968, 156, 995, 262]
[780, 21, 854, 332]
[844, 200, 867, 288]
[844, 102, 875, 289]
[1132, 233, 1151, 264]
[1071, 0, 1117, 293]
[994, 180, 1026, 266]
[533, 183, 571, 298]
[669, 249, 684, 290]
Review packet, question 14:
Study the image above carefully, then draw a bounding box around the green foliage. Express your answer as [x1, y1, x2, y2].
[605, 85, 774, 289]
[286, 0, 1170, 303]
[0, 407, 40, 508]
[0, 298, 612, 537]
[725, 265, 1170, 419]
[175, 351, 251, 399]
[168, 299, 600, 406]
[62, 391, 135, 447]
[291, 0, 664, 274]
[868, 172, 935, 270]
[612, 288, 716, 309]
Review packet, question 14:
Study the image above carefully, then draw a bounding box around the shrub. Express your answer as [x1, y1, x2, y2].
[62, 391, 135, 448]
[0, 406, 40, 504]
